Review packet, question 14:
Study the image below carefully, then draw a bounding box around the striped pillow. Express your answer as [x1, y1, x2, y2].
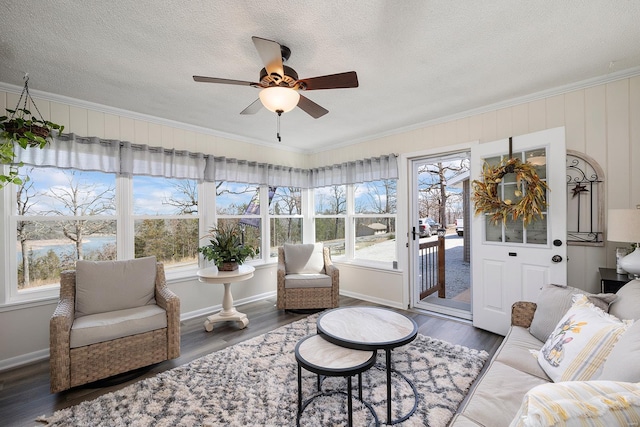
[536, 294, 631, 382]
[510, 381, 640, 427]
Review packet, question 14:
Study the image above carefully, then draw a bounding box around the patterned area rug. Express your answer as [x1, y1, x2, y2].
[38, 314, 489, 426]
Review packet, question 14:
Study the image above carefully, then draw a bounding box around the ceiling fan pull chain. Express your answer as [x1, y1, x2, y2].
[276, 110, 282, 142]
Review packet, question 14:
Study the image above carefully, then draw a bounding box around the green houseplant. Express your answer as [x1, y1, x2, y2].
[1, 77, 65, 187]
[198, 223, 259, 271]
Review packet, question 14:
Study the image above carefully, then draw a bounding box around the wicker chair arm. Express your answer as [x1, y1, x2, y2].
[511, 301, 538, 328]
[49, 296, 74, 393]
[153, 263, 180, 359]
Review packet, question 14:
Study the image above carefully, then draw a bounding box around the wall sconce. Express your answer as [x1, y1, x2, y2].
[607, 205, 640, 279]
[437, 228, 447, 238]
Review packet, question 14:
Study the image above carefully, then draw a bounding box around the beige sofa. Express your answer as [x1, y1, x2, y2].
[451, 280, 640, 427]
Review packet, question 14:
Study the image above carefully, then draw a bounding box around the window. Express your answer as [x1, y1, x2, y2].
[353, 180, 397, 264]
[132, 176, 199, 271]
[314, 185, 346, 257]
[13, 167, 116, 296]
[269, 186, 302, 258]
[215, 181, 262, 261]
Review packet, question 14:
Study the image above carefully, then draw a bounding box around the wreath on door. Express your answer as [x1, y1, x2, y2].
[472, 157, 549, 226]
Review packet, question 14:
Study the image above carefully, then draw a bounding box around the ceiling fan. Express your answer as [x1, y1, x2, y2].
[193, 36, 359, 119]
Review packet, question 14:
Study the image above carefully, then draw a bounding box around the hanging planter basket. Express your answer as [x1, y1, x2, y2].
[0, 74, 64, 187]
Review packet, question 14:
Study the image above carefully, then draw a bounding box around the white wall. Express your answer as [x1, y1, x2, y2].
[315, 76, 640, 296]
[1, 75, 639, 369]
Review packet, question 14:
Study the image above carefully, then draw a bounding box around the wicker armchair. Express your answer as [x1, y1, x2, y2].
[49, 258, 180, 393]
[277, 244, 339, 310]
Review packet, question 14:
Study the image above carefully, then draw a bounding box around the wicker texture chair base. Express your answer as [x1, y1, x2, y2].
[277, 246, 339, 310]
[50, 262, 180, 393]
[69, 329, 168, 388]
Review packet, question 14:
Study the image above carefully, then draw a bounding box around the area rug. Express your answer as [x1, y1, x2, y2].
[38, 314, 489, 426]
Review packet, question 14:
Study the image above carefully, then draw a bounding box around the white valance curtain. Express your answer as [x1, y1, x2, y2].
[13, 133, 398, 187]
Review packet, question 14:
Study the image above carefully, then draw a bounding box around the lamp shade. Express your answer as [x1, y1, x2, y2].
[259, 87, 300, 113]
[607, 208, 640, 243]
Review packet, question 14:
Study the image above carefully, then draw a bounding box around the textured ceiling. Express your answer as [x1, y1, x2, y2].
[1, 1, 640, 153]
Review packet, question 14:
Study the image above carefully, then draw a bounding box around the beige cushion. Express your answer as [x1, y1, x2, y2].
[284, 274, 332, 289]
[509, 381, 640, 427]
[598, 320, 640, 382]
[536, 294, 631, 382]
[284, 243, 325, 274]
[70, 305, 167, 348]
[449, 414, 483, 426]
[75, 256, 157, 317]
[610, 279, 640, 321]
[529, 284, 617, 342]
[495, 326, 550, 380]
[461, 361, 549, 427]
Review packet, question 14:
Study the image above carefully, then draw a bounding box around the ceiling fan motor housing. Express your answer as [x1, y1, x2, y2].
[259, 65, 299, 87]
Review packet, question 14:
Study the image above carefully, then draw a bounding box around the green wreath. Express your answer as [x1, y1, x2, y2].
[472, 157, 549, 226]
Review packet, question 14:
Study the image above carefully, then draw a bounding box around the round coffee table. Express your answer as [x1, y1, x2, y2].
[295, 334, 379, 427]
[317, 306, 418, 425]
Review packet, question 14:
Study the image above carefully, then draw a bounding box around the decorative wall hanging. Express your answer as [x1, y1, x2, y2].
[566, 150, 604, 246]
[472, 138, 549, 226]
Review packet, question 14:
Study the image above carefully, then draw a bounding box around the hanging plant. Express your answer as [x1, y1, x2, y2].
[0, 75, 64, 187]
[472, 157, 549, 226]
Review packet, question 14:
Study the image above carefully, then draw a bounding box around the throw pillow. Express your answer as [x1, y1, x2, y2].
[284, 243, 325, 274]
[529, 284, 617, 342]
[75, 256, 157, 317]
[509, 380, 640, 427]
[536, 294, 631, 382]
[609, 279, 640, 321]
[598, 320, 640, 382]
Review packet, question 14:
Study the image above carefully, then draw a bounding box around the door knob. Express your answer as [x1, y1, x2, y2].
[551, 255, 563, 263]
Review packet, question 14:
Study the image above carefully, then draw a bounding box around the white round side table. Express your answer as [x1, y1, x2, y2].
[197, 264, 255, 332]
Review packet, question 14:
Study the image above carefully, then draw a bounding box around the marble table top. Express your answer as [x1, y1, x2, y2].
[317, 306, 418, 350]
[295, 334, 375, 371]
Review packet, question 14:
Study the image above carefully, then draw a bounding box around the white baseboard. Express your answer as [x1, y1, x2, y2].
[339, 290, 404, 310]
[0, 348, 50, 372]
[0, 291, 278, 372]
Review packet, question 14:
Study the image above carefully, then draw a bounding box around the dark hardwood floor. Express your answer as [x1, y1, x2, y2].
[0, 296, 502, 427]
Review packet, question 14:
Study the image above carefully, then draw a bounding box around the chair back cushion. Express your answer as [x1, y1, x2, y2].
[75, 256, 157, 317]
[284, 243, 325, 274]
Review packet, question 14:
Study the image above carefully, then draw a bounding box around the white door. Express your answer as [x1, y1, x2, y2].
[471, 127, 567, 335]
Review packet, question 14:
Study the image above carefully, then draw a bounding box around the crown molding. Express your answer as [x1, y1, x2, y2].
[0, 82, 307, 155]
[309, 66, 640, 154]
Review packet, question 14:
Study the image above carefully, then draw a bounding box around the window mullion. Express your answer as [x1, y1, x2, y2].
[117, 175, 134, 260]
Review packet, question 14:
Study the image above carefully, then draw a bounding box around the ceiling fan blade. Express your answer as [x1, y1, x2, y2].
[193, 76, 259, 86]
[297, 71, 359, 91]
[240, 99, 263, 115]
[297, 94, 328, 119]
[251, 36, 284, 80]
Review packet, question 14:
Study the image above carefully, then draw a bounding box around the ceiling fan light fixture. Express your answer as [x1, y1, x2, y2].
[259, 87, 300, 113]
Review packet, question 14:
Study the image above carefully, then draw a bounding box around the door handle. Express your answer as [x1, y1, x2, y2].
[551, 255, 563, 263]
[411, 226, 417, 240]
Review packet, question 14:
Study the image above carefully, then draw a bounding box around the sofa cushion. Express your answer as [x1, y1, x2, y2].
[75, 256, 157, 317]
[460, 361, 549, 427]
[536, 294, 631, 382]
[598, 320, 640, 382]
[529, 284, 617, 342]
[609, 279, 640, 321]
[284, 243, 325, 274]
[284, 273, 332, 289]
[70, 304, 167, 348]
[495, 326, 550, 380]
[509, 380, 640, 427]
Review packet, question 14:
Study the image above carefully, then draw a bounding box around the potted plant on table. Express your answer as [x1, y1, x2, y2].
[198, 223, 259, 271]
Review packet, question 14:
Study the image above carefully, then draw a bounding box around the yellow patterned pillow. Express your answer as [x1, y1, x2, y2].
[536, 294, 632, 382]
[510, 381, 640, 427]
